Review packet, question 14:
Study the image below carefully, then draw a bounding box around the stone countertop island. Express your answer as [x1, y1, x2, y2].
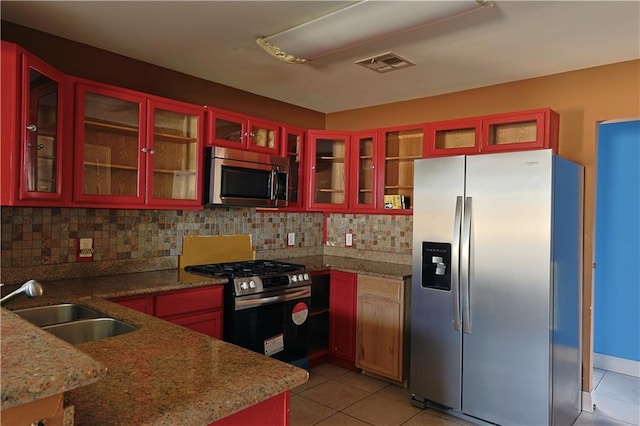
[1, 270, 308, 425]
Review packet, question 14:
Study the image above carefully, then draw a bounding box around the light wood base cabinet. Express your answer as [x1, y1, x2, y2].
[356, 274, 410, 384]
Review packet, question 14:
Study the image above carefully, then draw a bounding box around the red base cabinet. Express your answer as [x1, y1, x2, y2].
[211, 392, 289, 426]
[328, 271, 358, 369]
[110, 285, 223, 339]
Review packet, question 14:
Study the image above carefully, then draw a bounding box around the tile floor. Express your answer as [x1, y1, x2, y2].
[290, 364, 640, 426]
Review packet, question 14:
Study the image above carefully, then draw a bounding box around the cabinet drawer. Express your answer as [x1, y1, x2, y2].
[358, 275, 401, 301]
[155, 286, 222, 317]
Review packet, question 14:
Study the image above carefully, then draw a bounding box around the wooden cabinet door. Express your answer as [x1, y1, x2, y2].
[356, 275, 407, 382]
[167, 310, 222, 339]
[1, 41, 68, 207]
[350, 131, 378, 212]
[247, 117, 279, 154]
[425, 117, 482, 157]
[111, 295, 154, 315]
[481, 108, 559, 153]
[281, 126, 305, 210]
[146, 98, 204, 208]
[329, 271, 357, 361]
[378, 125, 425, 213]
[307, 130, 351, 211]
[207, 108, 247, 149]
[74, 81, 146, 206]
[155, 286, 223, 338]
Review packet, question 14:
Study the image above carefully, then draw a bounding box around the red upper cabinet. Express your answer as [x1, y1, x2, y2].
[425, 117, 482, 157]
[280, 126, 306, 210]
[145, 98, 204, 208]
[350, 131, 378, 212]
[377, 124, 426, 213]
[73, 79, 204, 209]
[207, 107, 280, 154]
[1, 41, 68, 206]
[307, 130, 351, 211]
[481, 108, 559, 153]
[424, 109, 559, 157]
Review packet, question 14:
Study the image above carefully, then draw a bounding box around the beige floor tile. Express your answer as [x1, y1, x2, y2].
[300, 380, 370, 411]
[375, 383, 413, 402]
[335, 371, 390, 393]
[289, 394, 337, 426]
[342, 392, 421, 426]
[311, 363, 351, 378]
[315, 412, 371, 425]
[403, 409, 462, 426]
[292, 371, 331, 394]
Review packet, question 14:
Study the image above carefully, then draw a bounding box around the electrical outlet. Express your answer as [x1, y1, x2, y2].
[77, 238, 94, 262]
[287, 232, 296, 247]
[345, 233, 353, 247]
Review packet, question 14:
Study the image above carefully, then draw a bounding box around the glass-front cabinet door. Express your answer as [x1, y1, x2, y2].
[147, 100, 204, 207]
[308, 131, 350, 210]
[379, 125, 425, 212]
[281, 126, 305, 209]
[20, 53, 65, 202]
[74, 83, 145, 204]
[425, 117, 481, 157]
[247, 118, 279, 154]
[351, 131, 377, 211]
[207, 108, 246, 149]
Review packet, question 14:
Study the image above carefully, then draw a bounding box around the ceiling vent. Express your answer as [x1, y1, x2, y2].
[356, 52, 415, 73]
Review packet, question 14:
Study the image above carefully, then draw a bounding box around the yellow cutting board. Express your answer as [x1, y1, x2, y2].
[179, 235, 255, 268]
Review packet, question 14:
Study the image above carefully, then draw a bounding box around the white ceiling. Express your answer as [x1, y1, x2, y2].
[2, 1, 639, 114]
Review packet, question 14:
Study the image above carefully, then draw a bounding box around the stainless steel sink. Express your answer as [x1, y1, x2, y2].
[42, 318, 139, 344]
[13, 303, 107, 327]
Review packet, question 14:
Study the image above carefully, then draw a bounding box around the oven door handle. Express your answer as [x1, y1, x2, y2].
[234, 287, 310, 311]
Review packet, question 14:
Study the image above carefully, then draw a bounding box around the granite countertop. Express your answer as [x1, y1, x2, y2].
[1, 309, 106, 410]
[1, 270, 308, 425]
[275, 255, 413, 280]
[0, 255, 410, 423]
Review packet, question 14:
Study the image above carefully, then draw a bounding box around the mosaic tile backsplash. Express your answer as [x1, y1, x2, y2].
[1, 207, 413, 283]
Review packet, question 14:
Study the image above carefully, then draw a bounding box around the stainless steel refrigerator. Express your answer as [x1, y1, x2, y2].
[410, 149, 583, 425]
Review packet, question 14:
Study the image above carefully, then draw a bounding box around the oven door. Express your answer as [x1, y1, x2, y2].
[225, 286, 310, 364]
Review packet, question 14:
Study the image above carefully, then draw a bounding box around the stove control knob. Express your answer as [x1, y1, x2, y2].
[249, 280, 256, 289]
[298, 274, 304, 282]
[291, 275, 298, 282]
[303, 273, 310, 281]
[240, 282, 249, 291]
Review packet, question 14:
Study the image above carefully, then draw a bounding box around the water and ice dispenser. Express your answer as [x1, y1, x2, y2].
[421, 242, 452, 291]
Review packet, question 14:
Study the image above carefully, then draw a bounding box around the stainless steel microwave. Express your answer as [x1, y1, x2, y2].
[205, 147, 289, 207]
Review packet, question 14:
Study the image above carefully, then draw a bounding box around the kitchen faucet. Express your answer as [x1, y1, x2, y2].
[0, 280, 43, 305]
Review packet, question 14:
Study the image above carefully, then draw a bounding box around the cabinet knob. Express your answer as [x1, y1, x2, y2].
[26, 124, 37, 132]
[312, 166, 316, 171]
[149, 149, 156, 155]
[141, 147, 148, 153]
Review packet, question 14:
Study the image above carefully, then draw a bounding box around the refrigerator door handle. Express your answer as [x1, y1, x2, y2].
[461, 196, 472, 334]
[452, 196, 463, 332]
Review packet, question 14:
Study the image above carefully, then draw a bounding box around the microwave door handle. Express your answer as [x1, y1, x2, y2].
[270, 169, 278, 201]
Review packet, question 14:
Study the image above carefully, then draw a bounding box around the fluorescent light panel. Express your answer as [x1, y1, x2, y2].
[257, 0, 493, 63]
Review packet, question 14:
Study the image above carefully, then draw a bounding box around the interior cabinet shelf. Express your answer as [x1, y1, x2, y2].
[85, 119, 138, 134]
[84, 162, 136, 171]
[318, 189, 345, 193]
[385, 155, 422, 161]
[154, 133, 197, 143]
[319, 156, 344, 161]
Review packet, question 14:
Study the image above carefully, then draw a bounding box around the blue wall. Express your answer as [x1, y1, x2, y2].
[594, 119, 640, 361]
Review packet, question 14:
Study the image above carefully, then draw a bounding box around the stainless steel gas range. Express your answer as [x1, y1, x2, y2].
[185, 260, 311, 368]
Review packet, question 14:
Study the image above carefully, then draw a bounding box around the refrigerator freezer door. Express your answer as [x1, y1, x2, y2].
[410, 155, 465, 410]
[462, 150, 553, 425]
